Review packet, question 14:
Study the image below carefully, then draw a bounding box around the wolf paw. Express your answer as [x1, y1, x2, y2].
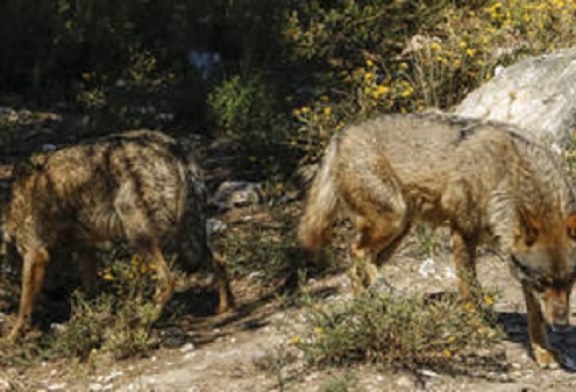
[533, 345, 561, 369]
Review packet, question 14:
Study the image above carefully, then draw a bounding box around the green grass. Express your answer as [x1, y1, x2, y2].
[294, 290, 503, 373]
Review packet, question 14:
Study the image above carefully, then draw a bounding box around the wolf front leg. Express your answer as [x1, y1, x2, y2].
[211, 252, 234, 314]
[145, 241, 176, 320]
[522, 282, 561, 369]
[451, 229, 481, 306]
[7, 247, 50, 341]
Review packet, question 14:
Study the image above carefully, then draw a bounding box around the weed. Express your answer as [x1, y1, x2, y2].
[253, 344, 299, 392]
[35, 251, 160, 362]
[322, 372, 362, 392]
[214, 203, 298, 283]
[294, 290, 503, 373]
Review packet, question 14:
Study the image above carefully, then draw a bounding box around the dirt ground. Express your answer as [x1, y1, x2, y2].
[115, 245, 576, 392]
[6, 222, 576, 392]
[2, 113, 576, 391]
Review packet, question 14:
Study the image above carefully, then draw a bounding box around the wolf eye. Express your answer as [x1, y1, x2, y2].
[523, 226, 538, 247]
[568, 226, 576, 240]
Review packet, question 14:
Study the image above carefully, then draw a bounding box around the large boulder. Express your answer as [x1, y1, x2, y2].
[456, 48, 576, 144]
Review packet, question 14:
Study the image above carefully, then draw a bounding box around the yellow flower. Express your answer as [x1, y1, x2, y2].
[323, 106, 332, 118]
[483, 295, 495, 306]
[364, 71, 376, 81]
[443, 349, 452, 358]
[400, 86, 414, 98]
[466, 48, 477, 57]
[463, 302, 475, 312]
[365, 58, 374, 67]
[430, 42, 441, 52]
[314, 327, 325, 336]
[290, 335, 302, 345]
[372, 85, 391, 99]
[131, 255, 141, 266]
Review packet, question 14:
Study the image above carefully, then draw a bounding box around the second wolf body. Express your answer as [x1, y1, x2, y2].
[3, 129, 234, 340]
[299, 113, 576, 368]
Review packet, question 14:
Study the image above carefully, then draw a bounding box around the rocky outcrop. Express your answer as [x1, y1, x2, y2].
[456, 48, 576, 144]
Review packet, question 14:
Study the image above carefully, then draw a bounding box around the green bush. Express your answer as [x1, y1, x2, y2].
[285, 0, 576, 160]
[208, 73, 286, 142]
[294, 291, 502, 371]
[41, 253, 159, 361]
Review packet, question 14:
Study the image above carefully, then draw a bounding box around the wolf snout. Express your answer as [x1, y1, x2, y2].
[550, 321, 569, 333]
[550, 306, 570, 332]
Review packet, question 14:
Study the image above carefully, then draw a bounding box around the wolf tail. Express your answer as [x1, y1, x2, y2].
[298, 136, 340, 253]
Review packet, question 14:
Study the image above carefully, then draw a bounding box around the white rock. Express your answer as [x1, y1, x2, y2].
[48, 383, 67, 391]
[456, 48, 576, 144]
[102, 370, 123, 383]
[418, 257, 436, 278]
[211, 181, 263, 210]
[206, 218, 227, 235]
[418, 369, 439, 378]
[179, 342, 195, 353]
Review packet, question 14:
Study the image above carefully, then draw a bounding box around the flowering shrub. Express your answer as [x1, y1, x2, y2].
[284, 0, 576, 160]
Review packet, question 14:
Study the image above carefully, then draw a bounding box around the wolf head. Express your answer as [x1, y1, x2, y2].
[491, 193, 576, 329]
[507, 210, 576, 329]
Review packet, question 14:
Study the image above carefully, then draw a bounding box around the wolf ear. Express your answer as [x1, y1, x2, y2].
[11, 161, 33, 181]
[566, 214, 576, 240]
[517, 208, 540, 246]
[11, 158, 44, 181]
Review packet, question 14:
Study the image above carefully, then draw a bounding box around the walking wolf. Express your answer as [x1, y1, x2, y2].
[3, 130, 234, 341]
[299, 113, 576, 368]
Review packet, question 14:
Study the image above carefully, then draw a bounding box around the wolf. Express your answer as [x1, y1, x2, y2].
[298, 113, 576, 368]
[2, 129, 234, 341]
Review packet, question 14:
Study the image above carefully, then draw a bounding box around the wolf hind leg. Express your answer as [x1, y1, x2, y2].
[150, 242, 175, 316]
[132, 239, 175, 321]
[348, 211, 409, 295]
[7, 247, 49, 341]
[210, 252, 235, 314]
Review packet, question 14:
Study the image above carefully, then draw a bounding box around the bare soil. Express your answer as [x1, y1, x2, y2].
[5, 216, 576, 392]
[2, 113, 576, 391]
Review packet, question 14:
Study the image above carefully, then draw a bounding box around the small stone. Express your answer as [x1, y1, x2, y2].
[183, 352, 197, 361]
[179, 342, 195, 353]
[418, 369, 439, 378]
[48, 383, 67, 391]
[395, 375, 413, 388]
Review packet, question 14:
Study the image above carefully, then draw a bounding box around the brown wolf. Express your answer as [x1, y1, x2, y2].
[2, 129, 234, 341]
[298, 113, 576, 368]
